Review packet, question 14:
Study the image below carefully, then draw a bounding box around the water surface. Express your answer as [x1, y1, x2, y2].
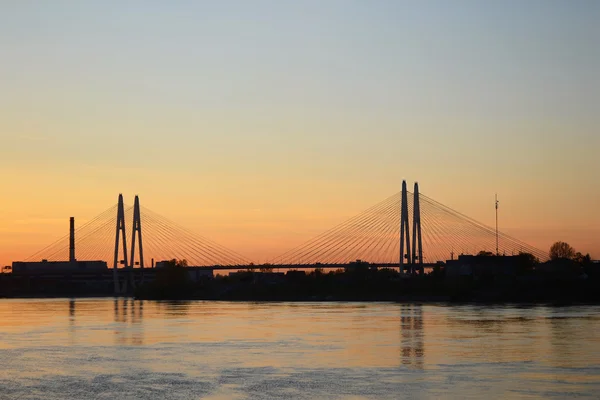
[1, 299, 599, 399]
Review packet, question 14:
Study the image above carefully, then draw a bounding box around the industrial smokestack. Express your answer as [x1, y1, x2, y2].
[69, 217, 76, 262]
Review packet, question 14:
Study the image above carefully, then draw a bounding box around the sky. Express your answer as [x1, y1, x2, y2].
[1, 1, 599, 266]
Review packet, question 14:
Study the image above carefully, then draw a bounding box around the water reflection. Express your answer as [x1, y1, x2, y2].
[68, 299, 76, 344]
[156, 300, 191, 317]
[400, 304, 424, 369]
[1, 300, 599, 399]
[546, 308, 597, 368]
[113, 298, 144, 346]
[445, 306, 510, 334]
[133, 299, 143, 324]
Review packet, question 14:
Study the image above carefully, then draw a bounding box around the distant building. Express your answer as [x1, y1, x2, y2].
[11, 216, 109, 276]
[255, 272, 285, 284]
[155, 261, 171, 269]
[12, 260, 108, 275]
[445, 255, 520, 278]
[155, 260, 214, 281]
[535, 258, 585, 277]
[345, 259, 370, 272]
[285, 270, 306, 280]
[187, 268, 214, 281]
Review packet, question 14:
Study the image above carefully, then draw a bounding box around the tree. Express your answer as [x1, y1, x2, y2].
[477, 251, 494, 257]
[574, 252, 592, 265]
[518, 252, 539, 265]
[259, 264, 274, 273]
[516, 252, 538, 274]
[549, 241, 575, 261]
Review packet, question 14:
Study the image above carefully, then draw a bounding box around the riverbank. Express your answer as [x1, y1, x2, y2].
[3, 263, 599, 304]
[132, 266, 600, 304]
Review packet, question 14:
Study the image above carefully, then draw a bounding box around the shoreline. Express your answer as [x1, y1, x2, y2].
[2, 293, 599, 307]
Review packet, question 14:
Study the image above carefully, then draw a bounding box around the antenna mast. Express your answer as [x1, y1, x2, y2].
[495, 194, 499, 256]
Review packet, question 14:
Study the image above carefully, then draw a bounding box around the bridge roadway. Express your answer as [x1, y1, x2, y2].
[194, 263, 441, 271]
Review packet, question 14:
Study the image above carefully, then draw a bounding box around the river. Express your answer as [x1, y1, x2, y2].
[0, 299, 599, 399]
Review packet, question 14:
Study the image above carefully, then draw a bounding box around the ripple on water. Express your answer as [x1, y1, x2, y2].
[0, 300, 599, 399]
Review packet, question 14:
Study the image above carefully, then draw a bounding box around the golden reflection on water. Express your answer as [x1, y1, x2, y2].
[400, 304, 424, 369]
[1, 299, 600, 399]
[0, 299, 596, 368]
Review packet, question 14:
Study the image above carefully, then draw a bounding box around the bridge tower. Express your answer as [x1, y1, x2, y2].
[399, 180, 412, 274]
[69, 217, 76, 262]
[126, 195, 144, 289]
[130, 195, 144, 270]
[411, 182, 423, 275]
[113, 194, 129, 294]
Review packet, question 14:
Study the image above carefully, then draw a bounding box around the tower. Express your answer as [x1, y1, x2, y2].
[495, 194, 499, 256]
[130, 195, 144, 269]
[411, 182, 423, 275]
[113, 194, 128, 294]
[69, 217, 76, 262]
[399, 180, 412, 273]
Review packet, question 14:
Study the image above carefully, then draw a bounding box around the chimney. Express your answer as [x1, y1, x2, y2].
[69, 217, 76, 262]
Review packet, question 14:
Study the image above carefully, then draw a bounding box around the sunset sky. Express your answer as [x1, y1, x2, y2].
[1, 1, 598, 266]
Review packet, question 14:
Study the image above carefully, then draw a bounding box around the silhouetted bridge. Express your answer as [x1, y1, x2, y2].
[19, 180, 547, 293]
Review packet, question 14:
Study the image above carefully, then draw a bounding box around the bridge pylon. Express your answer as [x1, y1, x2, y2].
[412, 182, 423, 275]
[129, 195, 144, 285]
[399, 180, 412, 274]
[113, 194, 128, 294]
[119, 195, 144, 293]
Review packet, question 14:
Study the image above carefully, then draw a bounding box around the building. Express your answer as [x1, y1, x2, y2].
[187, 267, 214, 281]
[12, 260, 108, 275]
[10, 216, 111, 275]
[155, 260, 214, 281]
[445, 255, 521, 278]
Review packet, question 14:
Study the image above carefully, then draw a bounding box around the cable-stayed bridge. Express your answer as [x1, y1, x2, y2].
[271, 187, 546, 266]
[24, 181, 547, 280]
[26, 198, 252, 268]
